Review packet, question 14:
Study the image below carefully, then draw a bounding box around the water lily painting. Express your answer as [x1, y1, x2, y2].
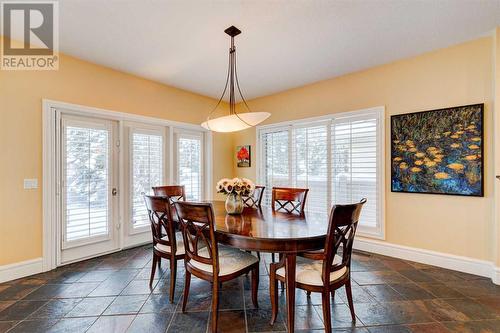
[236, 145, 251, 167]
[391, 104, 483, 197]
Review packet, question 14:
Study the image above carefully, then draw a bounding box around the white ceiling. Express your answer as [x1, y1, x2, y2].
[49, 1, 500, 100]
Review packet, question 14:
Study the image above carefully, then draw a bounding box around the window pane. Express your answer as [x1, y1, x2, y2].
[261, 130, 289, 206]
[332, 118, 378, 229]
[64, 125, 109, 241]
[293, 125, 328, 213]
[131, 132, 163, 229]
[177, 136, 202, 200]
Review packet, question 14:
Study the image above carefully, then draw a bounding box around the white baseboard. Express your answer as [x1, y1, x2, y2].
[0, 258, 44, 283]
[354, 237, 500, 284]
[492, 266, 500, 285]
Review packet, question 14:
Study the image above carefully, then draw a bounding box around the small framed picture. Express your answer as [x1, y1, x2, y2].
[236, 145, 251, 167]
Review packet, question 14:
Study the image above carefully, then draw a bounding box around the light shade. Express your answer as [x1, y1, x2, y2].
[201, 112, 270, 133]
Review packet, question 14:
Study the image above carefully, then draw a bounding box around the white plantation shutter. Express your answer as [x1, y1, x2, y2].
[63, 123, 110, 243]
[260, 129, 290, 206]
[292, 124, 329, 213]
[176, 132, 203, 201]
[131, 131, 163, 229]
[258, 108, 383, 237]
[332, 114, 380, 233]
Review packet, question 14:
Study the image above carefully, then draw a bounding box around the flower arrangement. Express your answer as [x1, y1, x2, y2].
[216, 177, 255, 196]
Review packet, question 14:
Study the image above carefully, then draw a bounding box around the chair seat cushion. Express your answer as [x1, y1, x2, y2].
[190, 245, 259, 276]
[154, 232, 185, 255]
[276, 254, 346, 286]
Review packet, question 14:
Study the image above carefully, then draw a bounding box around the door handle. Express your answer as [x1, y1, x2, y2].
[497, 176, 500, 180]
[112, 188, 118, 196]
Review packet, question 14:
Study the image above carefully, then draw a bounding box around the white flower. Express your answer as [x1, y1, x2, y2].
[217, 177, 255, 196]
[224, 181, 234, 193]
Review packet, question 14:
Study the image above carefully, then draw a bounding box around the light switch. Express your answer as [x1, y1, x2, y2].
[24, 179, 38, 189]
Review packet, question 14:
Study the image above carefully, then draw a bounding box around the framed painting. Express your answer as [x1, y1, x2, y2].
[391, 104, 483, 197]
[236, 145, 251, 167]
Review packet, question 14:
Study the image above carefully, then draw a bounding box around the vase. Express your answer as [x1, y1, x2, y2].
[225, 193, 244, 215]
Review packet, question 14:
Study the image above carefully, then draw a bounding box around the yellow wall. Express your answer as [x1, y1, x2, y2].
[233, 37, 494, 261]
[0, 41, 233, 265]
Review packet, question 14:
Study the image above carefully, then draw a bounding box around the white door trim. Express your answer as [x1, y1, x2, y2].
[42, 99, 213, 271]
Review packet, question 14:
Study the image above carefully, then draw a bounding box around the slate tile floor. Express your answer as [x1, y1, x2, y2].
[0, 246, 499, 332]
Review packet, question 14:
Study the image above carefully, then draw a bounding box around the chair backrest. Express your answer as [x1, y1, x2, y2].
[174, 201, 219, 276]
[143, 195, 177, 254]
[243, 185, 265, 209]
[323, 198, 367, 280]
[152, 185, 186, 203]
[271, 187, 309, 215]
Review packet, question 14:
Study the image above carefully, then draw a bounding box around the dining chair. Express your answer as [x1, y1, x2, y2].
[270, 187, 309, 263]
[143, 195, 185, 303]
[152, 185, 186, 201]
[242, 185, 265, 260]
[272, 187, 309, 215]
[152, 185, 186, 222]
[269, 198, 367, 332]
[243, 185, 265, 209]
[174, 201, 260, 333]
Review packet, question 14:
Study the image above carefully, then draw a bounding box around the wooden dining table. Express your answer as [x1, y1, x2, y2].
[208, 200, 328, 333]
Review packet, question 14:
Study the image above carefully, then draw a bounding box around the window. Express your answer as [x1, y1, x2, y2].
[258, 107, 384, 238]
[332, 114, 379, 231]
[62, 120, 112, 243]
[175, 131, 204, 201]
[260, 129, 289, 206]
[293, 124, 329, 213]
[130, 130, 164, 229]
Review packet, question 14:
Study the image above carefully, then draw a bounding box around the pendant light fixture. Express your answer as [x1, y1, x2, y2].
[201, 26, 270, 133]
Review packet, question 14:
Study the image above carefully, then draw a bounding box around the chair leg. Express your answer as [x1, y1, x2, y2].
[271, 253, 275, 263]
[211, 279, 220, 333]
[245, 251, 251, 275]
[182, 270, 191, 312]
[269, 264, 279, 325]
[321, 289, 332, 332]
[169, 259, 177, 303]
[257, 252, 261, 261]
[345, 280, 356, 322]
[149, 254, 157, 287]
[306, 290, 311, 297]
[278, 254, 284, 291]
[157, 257, 161, 269]
[251, 265, 259, 308]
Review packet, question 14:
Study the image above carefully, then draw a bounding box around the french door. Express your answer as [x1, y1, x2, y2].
[58, 115, 119, 264]
[52, 104, 209, 266]
[122, 124, 167, 247]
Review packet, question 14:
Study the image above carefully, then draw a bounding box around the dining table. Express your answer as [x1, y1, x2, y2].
[208, 200, 328, 333]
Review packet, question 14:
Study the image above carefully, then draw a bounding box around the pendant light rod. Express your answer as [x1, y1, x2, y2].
[201, 26, 271, 132]
[229, 33, 235, 115]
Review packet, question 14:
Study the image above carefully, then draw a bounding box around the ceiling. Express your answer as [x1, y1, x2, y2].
[34, 1, 500, 100]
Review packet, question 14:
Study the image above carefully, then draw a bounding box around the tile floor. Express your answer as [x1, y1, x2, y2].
[0, 246, 499, 332]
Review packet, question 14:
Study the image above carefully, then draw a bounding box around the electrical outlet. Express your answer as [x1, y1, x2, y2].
[24, 179, 38, 189]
